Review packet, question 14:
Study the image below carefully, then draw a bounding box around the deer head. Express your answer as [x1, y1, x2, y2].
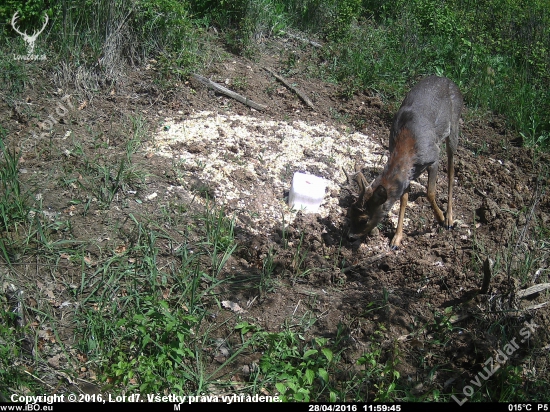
[11, 11, 49, 56]
[343, 166, 387, 239]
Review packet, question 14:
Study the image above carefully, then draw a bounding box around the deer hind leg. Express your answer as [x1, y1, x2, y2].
[445, 136, 456, 229]
[390, 186, 409, 249]
[427, 162, 445, 224]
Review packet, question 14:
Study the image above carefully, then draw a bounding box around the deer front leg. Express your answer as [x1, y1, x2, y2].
[427, 163, 445, 224]
[445, 144, 455, 229]
[390, 187, 409, 249]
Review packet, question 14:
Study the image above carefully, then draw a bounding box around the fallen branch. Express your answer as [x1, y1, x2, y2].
[191, 73, 267, 111]
[517, 283, 550, 299]
[480, 257, 493, 294]
[264, 67, 315, 110]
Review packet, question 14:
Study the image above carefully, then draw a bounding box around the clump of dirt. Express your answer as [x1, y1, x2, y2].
[1, 35, 549, 399]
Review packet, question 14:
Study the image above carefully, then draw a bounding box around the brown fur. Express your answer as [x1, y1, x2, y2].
[379, 128, 416, 200]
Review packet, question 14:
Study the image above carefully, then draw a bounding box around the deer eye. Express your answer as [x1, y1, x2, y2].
[356, 214, 369, 223]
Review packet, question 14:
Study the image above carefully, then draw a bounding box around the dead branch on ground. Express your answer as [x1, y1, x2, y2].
[264, 67, 315, 110]
[191, 74, 267, 111]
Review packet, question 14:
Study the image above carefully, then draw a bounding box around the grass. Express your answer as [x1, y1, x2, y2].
[259, 246, 278, 296]
[72, 204, 238, 394]
[0, 135, 31, 266]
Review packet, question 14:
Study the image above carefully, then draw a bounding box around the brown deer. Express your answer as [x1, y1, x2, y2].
[346, 76, 463, 249]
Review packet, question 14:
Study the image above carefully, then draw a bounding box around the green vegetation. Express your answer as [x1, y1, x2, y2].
[1, 0, 548, 145]
[178, 0, 549, 146]
[74, 207, 234, 393]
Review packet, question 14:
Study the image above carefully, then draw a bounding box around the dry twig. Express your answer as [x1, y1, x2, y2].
[191, 74, 267, 111]
[264, 67, 315, 110]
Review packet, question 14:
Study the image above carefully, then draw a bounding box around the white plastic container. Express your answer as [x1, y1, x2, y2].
[288, 172, 326, 213]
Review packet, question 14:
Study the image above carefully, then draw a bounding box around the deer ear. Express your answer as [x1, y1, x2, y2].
[371, 185, 387, 206]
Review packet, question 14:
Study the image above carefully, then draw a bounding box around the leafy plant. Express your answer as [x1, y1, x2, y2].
[257, 331, 337, 401]
[100, 298, 198, 392]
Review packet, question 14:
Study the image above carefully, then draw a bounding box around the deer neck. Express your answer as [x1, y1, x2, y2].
[379, 128, 416, 208]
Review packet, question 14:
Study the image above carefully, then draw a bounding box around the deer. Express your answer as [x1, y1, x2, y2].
[345, 75, 463, 249]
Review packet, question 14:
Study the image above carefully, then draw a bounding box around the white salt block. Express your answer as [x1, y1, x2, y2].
[288, 172, 326, 213]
